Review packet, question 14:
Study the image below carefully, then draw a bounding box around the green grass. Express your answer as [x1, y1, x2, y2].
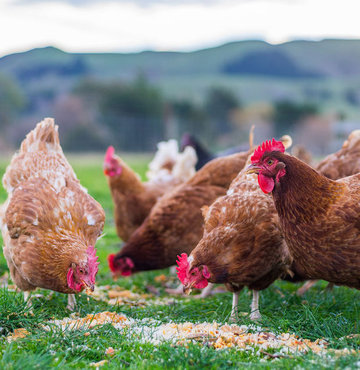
[0, 154, 359, 369]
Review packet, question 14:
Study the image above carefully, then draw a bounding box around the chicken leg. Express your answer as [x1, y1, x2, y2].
[67, 294, 77, 311]
[296, 280, 317, 296]
[296, 280, 335, 296]
[23, 291, 32, 310]
[229, 292, 239, 322]
[250, 290, 261, 321]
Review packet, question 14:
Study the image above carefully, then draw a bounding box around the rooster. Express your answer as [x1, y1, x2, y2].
[246, 138, 360, 289]
[107, 151, 251, 279]
[104, 143, 196, 242]
[0, 118, 105, 310]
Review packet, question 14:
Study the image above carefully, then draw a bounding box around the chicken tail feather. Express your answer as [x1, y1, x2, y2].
[20, 117, 61, 153]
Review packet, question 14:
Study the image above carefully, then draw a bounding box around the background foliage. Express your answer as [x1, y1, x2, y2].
[0, 39, 359, 154]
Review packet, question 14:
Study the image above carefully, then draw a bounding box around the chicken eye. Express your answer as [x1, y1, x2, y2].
[79, 268, 84, 274]
[267, 159, 274, 166]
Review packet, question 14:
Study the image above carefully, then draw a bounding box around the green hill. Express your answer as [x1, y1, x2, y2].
[2, 39, 360, 80]
[1, 39, 360, 120]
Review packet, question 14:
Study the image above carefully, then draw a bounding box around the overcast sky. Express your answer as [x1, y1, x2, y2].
[1, 0, 360, 57]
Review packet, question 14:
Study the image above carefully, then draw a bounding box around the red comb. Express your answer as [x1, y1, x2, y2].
[105, 146, 115, 163]
[176, 253, 189, 284]
[108, 254, 116, 272]
[251, 138, 285, 163]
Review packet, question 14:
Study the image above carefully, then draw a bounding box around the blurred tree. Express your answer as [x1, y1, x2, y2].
[171, 99, 209, 138]
[74, 75, 164, 151]
[53, 94, 109, 151]
[272, 100, 319, 136]
[62, 124, 108, 152]
[204, 87, 240, 135]
[0, 74, 26, 129]
[344, 88, 360, 106]
[100, 74, 163, 119]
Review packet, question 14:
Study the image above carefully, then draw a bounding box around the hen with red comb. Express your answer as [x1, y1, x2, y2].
[104, 144, 191, 242]
[248, 133, 360, 294]
[108, 254, 135, 277]
[107, 150, 250, 281]
[0, 118, 105, 311]
[251, 138, 285, 163]
[176, 253, 210, 293]
[176, 157, 292, 321]
[247, 138, 287, 194]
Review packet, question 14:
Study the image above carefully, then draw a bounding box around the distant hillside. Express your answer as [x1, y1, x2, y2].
[2, 39, 360, 123]
[2, 39, 360, 81]
[223, 49, 323, 78]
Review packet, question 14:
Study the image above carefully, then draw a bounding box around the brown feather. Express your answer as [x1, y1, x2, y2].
[316, 130, 360, 180]
[1, 118, 105, 294]
[268, 152, 360, 288]
[106, 156, 182, 241]
[188, 163, 291, 295]
[113, 151, 250, 272]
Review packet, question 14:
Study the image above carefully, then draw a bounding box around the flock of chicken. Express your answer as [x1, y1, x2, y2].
[1, 118, 360, 320]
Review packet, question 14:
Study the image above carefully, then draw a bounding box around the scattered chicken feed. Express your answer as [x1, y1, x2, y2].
[8, 311, 358, 358]
[89, 284, 177, 307]
[3, 276, 358, 359]
[7, 328, 31, 343]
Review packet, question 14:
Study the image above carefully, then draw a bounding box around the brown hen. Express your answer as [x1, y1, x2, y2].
[108, 151, 250, 278]
[247, 139, 360, 290]
[104, 145, 196, 241]
[176, 155, 292, 321]
[296, 129, 360, 294]
[0, 118, 105, 310]
[316, 130, 360, 180]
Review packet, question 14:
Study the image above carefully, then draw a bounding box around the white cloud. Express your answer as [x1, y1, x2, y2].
[0, 0, 360, 57]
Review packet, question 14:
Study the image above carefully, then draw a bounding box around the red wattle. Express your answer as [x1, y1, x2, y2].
[108, 254, 116, 272]
[258, 173, 274, 194]
[195, 279, 209, 289]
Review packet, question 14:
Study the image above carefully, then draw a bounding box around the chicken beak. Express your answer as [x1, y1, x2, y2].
[81, 280, 95, 292]
[183, 282, 195, 295]
[103, 164, 110, 176]
[245, 163, 261, 175]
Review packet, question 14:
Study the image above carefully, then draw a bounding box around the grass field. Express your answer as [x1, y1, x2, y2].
[0, 154, 359, 369]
